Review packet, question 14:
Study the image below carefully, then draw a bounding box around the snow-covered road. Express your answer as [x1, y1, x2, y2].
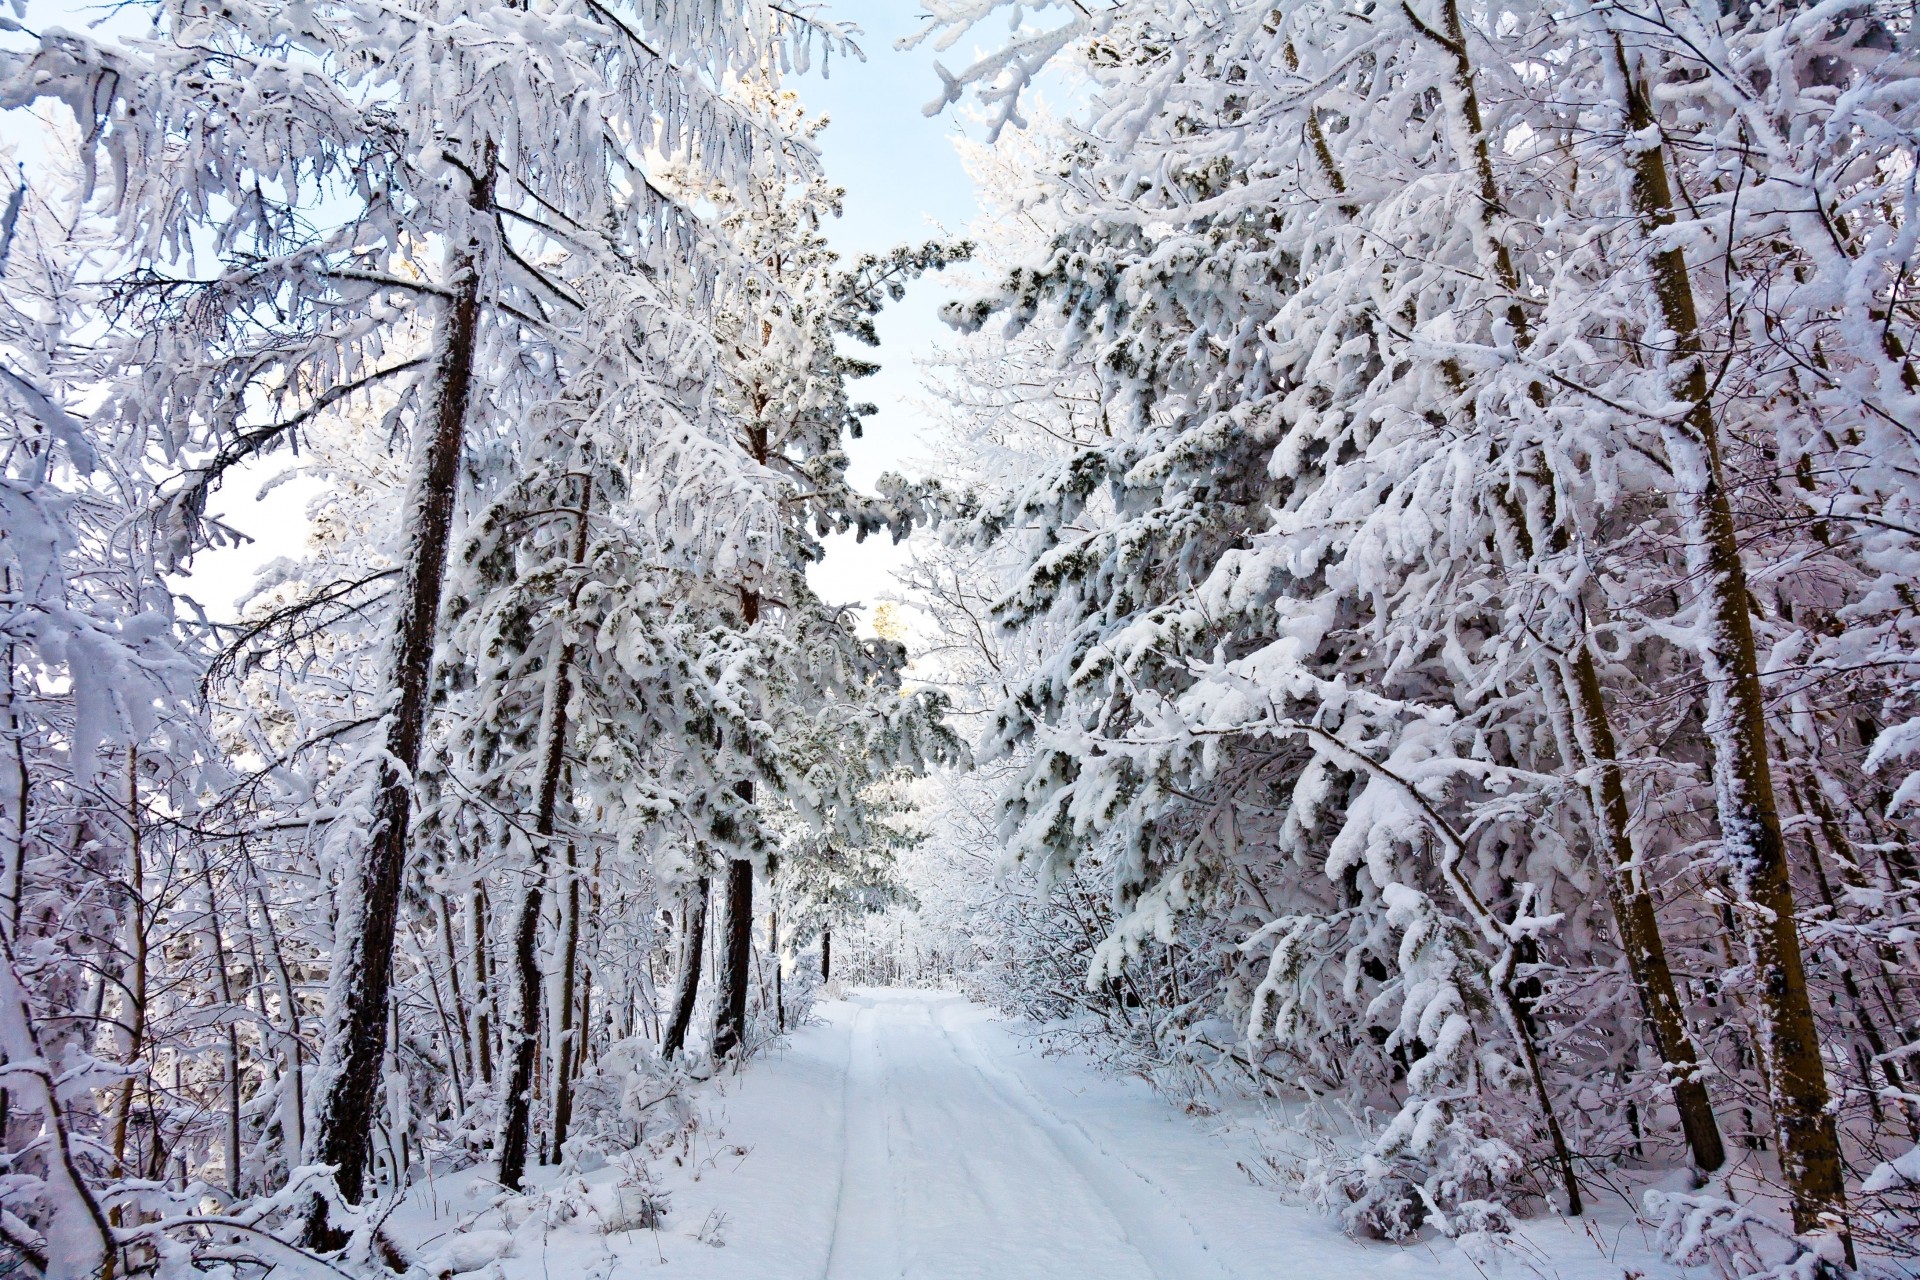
[823, 991, 1235, 1279]
[409, 989, 1650, 1280]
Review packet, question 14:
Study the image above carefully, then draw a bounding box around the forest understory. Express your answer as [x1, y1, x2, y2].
[1, 0, 1918, 1276]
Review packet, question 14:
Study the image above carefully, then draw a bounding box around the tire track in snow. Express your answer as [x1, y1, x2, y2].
[821, 997, 901, 1280]
[895, 997, 1149, 1279]
[928, 997, 1245, 1280]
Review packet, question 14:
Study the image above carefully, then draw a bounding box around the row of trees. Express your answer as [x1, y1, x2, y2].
[903, 0, 1919, 1268]
[0, 0, 951, 1274]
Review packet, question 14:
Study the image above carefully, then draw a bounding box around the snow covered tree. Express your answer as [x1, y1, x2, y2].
[1, 0, 962, 1267]
[911, 0, 1917, 1255]
[654, 87, 966, 1061]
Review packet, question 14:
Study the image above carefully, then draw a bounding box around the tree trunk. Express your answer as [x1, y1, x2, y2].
[199, 855, 242, 1197]
[248, 881, 303, 1167]
[821, 927, 831, 985]
[1399, 0, 1727, 1179]
[548, 840, 581, 1163]
[304, 154, 495, 1243]
[438, 893, 474, 1098]
[498, 479, 591, 1192]
[662, 877, 709, 1058]
[712, 827, 754, 1061]
[1613, 43, 1849, 1253]
[1565, 649, 1728, 1172]
[764, 855, 779, 1036]
[712, 584, 760, 1062]
[100, 753, 148, 1280]
[469, 886, 495, 1086]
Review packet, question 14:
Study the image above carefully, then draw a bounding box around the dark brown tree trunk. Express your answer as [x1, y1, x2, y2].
[662, 878, 709, 1058]
[304, 155, 494, 1247]
[712, 584, 760, 1061]
[470, 886, 495, 1086]
[712, 808, 754, 1061]
[820, 927, 831, 985]
[497, 481, 591, 1192]
[1614, 43, 1849, 1255]
[1397, 0, 1726, 1181]
[548, 840, 582, 1163]
[769, 860, 783, 1035]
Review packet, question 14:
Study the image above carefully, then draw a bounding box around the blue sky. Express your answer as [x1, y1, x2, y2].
[792, 0, 984, 616]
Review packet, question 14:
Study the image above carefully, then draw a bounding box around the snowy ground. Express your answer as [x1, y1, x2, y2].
[398, 989, 1676, 1279]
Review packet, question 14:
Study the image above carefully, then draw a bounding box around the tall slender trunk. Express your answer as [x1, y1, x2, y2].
[305, 153, 495, 1244]
[662, 878, 709, 1058]
[438, 893, 474, 1095]
[820, 927, 831, 986]
[498, 478, 591, 1192]
[1399, 0, 1727, 1178]
[1564, 650, 1727, 1172]
[108, 749, 146, 1176]
[469, 886, 495, 1086]
[1791, 776, 1920, 1141]
[1390, 2, 1599, 1213]
[1613, 43, 1849, 1253]
[100, 753, 147, 1280]
[712, 585, 760, 1062]
[768, 856, 783, 1035]
[412, 919, 466, 1124]
[547, 840, 581, 1163]
[199, 854, 242, 1197]
[247, 881, 302, 1164]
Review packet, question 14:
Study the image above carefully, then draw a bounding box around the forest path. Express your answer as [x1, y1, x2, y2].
[407, 989, 1624, 1280]
[819, 989, 1231, 1279]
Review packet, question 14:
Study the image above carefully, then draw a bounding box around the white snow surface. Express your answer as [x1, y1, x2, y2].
[396, 989, 1674, 1278]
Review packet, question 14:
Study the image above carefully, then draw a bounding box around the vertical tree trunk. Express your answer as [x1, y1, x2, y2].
[1790, 776, 1920, 1141]
[304, 156, 495, 1244]
[247, 881, 302, 1165]
[1565, 650, 1727, 1173]
[199, 857, 242, 1197]
[548, 840, 581, 1163]
[498, 478, 591, 1192]
[820, 927, 830, 985]
[108, 749, 146, 1176]
[1399, 0, 1727, 1178]
[413, 919, 466, 1123]
[662, 878, 709, 1058]
[469, 886, 494, 1086]
[711, 826, 754, 1061]
[438, 893, 474, 1095]
[1613, 43, 1849, 1253]
[769, 861, 783, 1035]
[712, 583, 761, 1062]
[100, 752, 147, 1280]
